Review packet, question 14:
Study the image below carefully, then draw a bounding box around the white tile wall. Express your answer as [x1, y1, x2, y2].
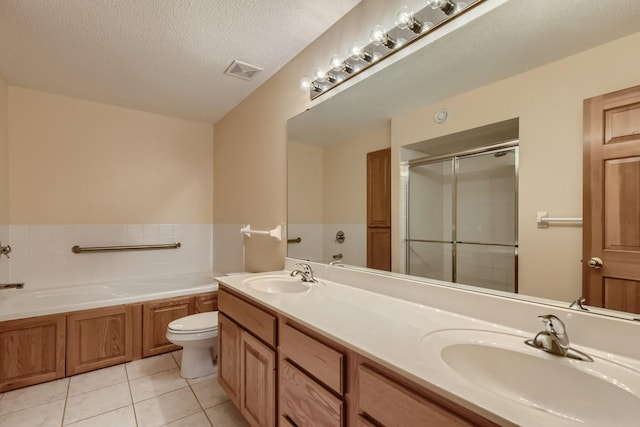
[286, 223, 367, 267]
[0, 225, 8, 283]
[5, 224, 213, 291]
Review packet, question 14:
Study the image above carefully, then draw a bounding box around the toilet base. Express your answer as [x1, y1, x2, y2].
[180, 345, 218, 379]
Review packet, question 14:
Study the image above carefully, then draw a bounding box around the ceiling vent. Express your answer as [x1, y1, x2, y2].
[224, 60, 263, 81]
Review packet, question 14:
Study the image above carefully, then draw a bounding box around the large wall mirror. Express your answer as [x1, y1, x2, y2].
[287, 0, 640, 319]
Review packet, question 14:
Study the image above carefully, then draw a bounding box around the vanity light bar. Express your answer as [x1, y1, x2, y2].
[300, 0, 483, 100]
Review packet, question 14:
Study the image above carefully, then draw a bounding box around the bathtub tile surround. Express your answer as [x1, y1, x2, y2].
[287, 223, 366, 265]
[0, 351, 248, 427]
[0, 225, 8, 283]
[4, 223, 213, 291]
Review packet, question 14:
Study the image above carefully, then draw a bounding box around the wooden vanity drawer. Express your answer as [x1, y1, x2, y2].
[280, 359, 343, 427]
[218, 289, 276, 346]
[358, 365, 476, 427]
[281, 323, 344, 394]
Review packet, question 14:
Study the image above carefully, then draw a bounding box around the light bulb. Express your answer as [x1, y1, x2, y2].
[396, 6, 423, 34]
[329, 54, 353, 73]
[369, 25, 396, 49]
[299, 77, 312, 90]
[329, 55, 343, 71]
[395, 6, 413, 28]
[369, 25, 386, 45]
[427, 0, 457, 16]
[314, 68, 327, 82]
[349, 44, 373, 63]
[299, 77, 322, 92]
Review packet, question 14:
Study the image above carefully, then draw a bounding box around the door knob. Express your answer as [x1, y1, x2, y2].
[587, 257, 603, 269]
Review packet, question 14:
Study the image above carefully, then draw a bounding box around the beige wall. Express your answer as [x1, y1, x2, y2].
[0, 73, 8, 225]
[287, 141, 323, 224]
[8, 87, 213, 224]
[392, 31, 640, 301]
[213, 0, 409, 271]
[323, 124, 390, 224]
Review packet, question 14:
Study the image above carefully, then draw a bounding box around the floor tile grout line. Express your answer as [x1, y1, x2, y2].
[67, 377, 129, 400]
[187, 375, 214, 427]
[60, 378, 70, 427]
[64, 403, 134, 427]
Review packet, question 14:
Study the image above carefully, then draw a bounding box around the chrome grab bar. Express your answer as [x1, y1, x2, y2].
[1, 283, 24, 290]
[71, 242, 181, 253]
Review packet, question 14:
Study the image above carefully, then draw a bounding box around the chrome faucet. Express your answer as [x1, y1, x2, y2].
[569, 296, 589, 311]
[525, 314, 593, 362]
[290, 263, 317, 283]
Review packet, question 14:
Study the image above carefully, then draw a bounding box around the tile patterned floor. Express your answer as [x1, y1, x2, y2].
[0, 351, 249, 427]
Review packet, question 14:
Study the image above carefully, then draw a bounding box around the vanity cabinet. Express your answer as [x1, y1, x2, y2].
[356, 361, 497, 427]
[0, 314, 65, 392]
[218, 288, 277, 427]
[217, 283, 498, 427]
[66, 305, 134, 375]
[279, 322, 346, 427]
[142, 291, 218, 357]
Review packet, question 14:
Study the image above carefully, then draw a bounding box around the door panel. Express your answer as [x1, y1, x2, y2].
[604, 158, 640, 250]
[584, 85, 640, 314]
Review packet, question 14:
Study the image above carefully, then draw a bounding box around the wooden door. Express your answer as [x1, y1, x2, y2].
[240, 331, 275, 427]
[142, 296, 193, 357]
[67, 305, 133, 375]
[218, 313, 241, 406]
[367, 148, 391, 271]
[0, 314, 65, 392]
[584, 84, 640, 314]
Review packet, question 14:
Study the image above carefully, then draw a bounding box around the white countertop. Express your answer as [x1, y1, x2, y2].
[217, 269, 640, 427]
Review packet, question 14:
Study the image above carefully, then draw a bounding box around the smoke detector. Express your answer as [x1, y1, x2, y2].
[224, 60, 263, 81]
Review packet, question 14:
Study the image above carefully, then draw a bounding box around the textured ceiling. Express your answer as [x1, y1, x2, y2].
[0, 0, 360, 123]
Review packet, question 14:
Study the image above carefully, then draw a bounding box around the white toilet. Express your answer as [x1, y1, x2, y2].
[166, 311, 218, 379]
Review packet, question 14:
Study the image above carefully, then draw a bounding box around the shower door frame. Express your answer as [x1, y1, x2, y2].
[404, 140, 519, 292]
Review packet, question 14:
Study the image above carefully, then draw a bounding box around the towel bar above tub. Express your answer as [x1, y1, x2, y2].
[71, 242, 182, 253]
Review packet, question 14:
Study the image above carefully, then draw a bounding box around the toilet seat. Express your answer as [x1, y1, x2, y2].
[168, 312, 218, 334]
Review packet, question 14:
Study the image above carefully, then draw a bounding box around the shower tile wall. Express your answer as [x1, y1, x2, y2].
[287, 223, 366, 266]
[5, 224, 213, 291]
[0, 225, 8, 282]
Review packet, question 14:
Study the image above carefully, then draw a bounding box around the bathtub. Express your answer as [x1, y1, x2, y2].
[0, 272, 218, 322]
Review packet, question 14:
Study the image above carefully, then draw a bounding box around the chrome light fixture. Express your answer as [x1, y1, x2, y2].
[300, 0, 482, 100]
[427, 0, 458, 16]
[396, 6, 423, 34]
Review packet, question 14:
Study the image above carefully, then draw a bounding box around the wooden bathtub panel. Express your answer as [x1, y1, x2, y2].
[66, 305, 133, 375]
[0, 314, 65, 392]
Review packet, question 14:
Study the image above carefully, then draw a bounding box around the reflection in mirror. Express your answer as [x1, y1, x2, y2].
[0, 75, 8, 284]
[287, 0, 640, 318]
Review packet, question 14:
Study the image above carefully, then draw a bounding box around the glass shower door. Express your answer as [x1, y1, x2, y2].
[407, 160, 453, 281]
[455, 148, 518, 292]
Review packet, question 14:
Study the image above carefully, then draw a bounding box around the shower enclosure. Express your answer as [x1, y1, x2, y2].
[405, 142, 518, 293]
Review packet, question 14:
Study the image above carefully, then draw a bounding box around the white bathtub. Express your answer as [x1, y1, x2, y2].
[0, 272, 218, 322]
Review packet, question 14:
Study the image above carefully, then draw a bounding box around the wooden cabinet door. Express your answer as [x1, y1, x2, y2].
[584, 85, 640, 314]
[218, 313, 241, 406]
[0, 314, 65, 392]
[367, 148, 392, 271]
[367, 227, 391, 271]
[195, 291, 218, 313]
[142, 296, 193, 357]
[367, 148, 392, 228]
[240, 331, 275, 427]
[67, 305, 133, 375]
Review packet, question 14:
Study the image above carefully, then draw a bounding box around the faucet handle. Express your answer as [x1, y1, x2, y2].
[295, 263, 312, 274]
[537, 314, 570, 348]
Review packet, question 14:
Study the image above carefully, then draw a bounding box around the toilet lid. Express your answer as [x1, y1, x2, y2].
[168, 311, 218, 333]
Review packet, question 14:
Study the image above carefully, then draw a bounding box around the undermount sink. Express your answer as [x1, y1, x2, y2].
[243, 275, 311, 294]
[421, 329, 640, 425]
